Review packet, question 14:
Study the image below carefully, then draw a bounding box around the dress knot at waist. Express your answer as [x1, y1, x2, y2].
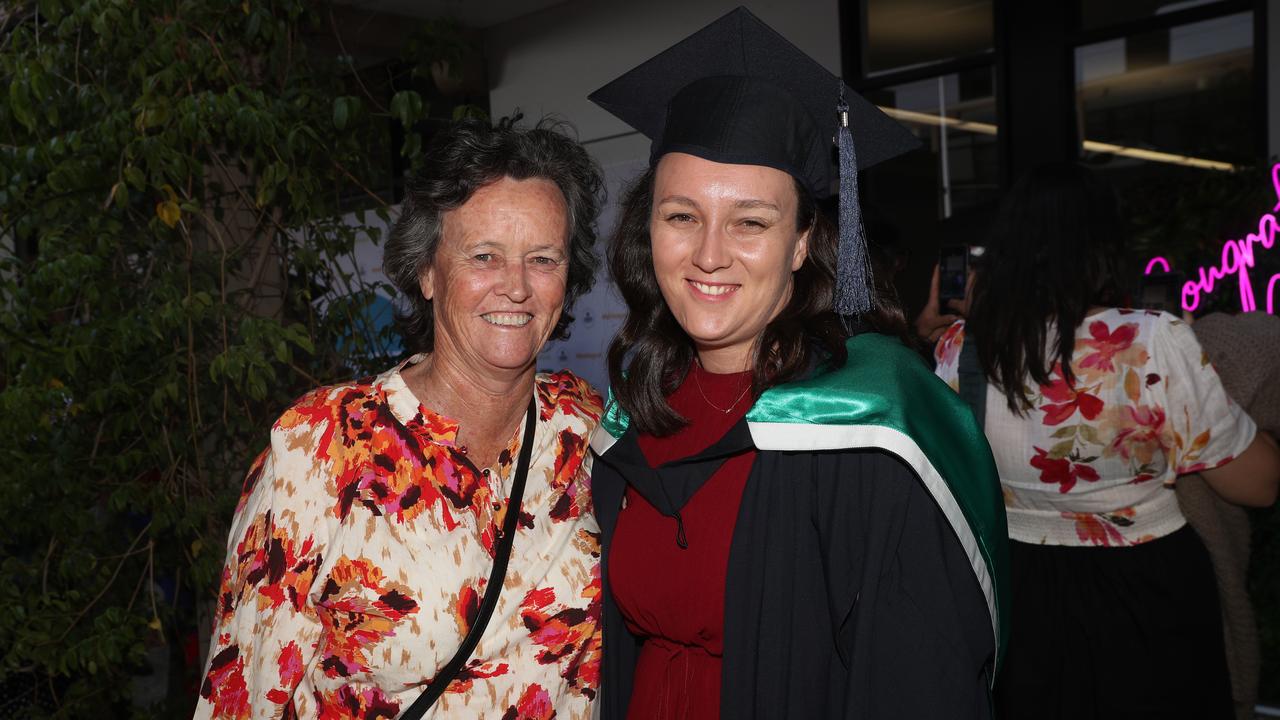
[633, 637, 722, 720]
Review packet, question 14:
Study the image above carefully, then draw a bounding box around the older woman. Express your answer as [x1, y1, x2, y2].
[195, 120, 606, 719]
[586, 9, 1008, 720]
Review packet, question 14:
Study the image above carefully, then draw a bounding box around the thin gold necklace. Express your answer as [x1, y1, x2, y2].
[692, 361, 751, 413]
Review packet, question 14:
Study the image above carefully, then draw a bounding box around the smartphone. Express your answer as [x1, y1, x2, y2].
[938, 245, 968, 303]
[1137, 272, 1184, 313]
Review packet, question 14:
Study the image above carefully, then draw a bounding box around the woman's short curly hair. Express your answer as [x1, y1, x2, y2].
[384, 118, 604, 354]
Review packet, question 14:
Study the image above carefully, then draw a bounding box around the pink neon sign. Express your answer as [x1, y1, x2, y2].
[1145, 163, 1280, 314]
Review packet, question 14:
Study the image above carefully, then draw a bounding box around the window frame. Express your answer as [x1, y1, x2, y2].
[839, 0, 1270, 189]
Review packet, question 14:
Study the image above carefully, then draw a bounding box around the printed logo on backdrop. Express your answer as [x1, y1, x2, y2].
[539, 274, 626, 391]
[536, 154, 647, 390]
[1145, 162, 1280, 314]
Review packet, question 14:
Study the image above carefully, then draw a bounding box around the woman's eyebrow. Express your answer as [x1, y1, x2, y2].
[526, 243, 566, 254]
[656, 195, 697, 207]
[734, 199, 780, 212]
[656, 196, 779, 212]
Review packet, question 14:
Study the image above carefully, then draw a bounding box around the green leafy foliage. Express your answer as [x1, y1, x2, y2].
[0, 1, 441, 715]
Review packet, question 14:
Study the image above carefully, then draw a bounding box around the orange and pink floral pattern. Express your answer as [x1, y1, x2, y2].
[195, 358, 603, 719]
[936, 310, 1255, 546]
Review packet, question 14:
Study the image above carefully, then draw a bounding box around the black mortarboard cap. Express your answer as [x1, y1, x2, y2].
[589, 6, 920, 316]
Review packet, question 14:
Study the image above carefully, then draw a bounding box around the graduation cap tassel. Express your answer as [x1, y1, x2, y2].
[834, 89, 874, 317]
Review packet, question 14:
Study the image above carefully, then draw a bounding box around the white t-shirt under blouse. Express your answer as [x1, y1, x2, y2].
[935, 309, 1255, 547]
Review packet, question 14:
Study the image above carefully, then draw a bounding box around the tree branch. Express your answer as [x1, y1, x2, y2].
[327, 5, 388, 114]
[55, 521, 152, 643]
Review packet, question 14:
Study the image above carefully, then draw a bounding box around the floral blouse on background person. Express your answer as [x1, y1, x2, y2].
[194, 358, 603, 720]
[935, 308, 1256, 547]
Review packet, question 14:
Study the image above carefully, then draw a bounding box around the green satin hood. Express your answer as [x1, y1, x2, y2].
[596, 333, 1010, 668]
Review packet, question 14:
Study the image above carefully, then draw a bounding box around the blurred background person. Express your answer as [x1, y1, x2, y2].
[934, 162, 1280, 719]
[1179, 311, 1280, 720]
[195, 120, 607, 719]
[911, 209, 995, 351]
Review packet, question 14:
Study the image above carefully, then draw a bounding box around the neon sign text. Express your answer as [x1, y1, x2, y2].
[1145, 163, 1280, 314]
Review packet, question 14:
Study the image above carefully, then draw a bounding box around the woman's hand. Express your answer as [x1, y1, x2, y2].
[915, 264, 968, 345]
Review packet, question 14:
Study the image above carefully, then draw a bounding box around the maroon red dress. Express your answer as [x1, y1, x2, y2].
[608, 363, 756, 720]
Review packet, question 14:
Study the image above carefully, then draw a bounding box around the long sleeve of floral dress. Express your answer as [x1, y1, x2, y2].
[194, 362, 605, 719]
[196, 428, 335, 719]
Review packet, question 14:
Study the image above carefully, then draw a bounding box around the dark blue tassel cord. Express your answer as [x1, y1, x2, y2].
[835, 87, 874, 318]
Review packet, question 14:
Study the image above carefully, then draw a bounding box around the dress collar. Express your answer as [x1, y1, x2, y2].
[380, 353, 545, 450]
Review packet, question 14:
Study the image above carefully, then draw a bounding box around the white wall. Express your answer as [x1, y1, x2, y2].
[483, 0, 842, 388]
[485, 0, 841, 144]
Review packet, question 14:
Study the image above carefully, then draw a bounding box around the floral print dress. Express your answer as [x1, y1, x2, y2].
[195, 358, 604, 719]
[935, 309, 1255, 547]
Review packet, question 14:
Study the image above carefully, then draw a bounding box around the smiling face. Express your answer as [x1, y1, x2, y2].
[420, 176, 570, 382]
[650, 152, 810, 373]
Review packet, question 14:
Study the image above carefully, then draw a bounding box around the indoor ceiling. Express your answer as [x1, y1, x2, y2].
[864, 0, 992, 74]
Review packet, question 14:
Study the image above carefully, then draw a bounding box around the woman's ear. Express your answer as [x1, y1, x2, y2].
[418, 265, 434, 301]
[791, 227, 811, 272]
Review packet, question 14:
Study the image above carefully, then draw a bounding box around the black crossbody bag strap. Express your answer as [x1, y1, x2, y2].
[957, 328, 988, 428]
[399, 399, 538, 720]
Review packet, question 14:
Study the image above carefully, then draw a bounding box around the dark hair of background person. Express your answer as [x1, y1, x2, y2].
[966, 162, 1129, 414]
[608, 167, 913, 436]
[860, 209, 917, 350]
[384, 118, 604, 354]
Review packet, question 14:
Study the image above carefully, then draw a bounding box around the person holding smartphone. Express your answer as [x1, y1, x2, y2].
[917, 246, 976, 346]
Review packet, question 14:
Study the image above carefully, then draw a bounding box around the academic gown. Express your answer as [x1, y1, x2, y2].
[590, 333, 1010, 719]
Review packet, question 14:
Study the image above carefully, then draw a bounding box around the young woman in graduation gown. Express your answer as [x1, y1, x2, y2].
[585, 8, 1010, 720]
